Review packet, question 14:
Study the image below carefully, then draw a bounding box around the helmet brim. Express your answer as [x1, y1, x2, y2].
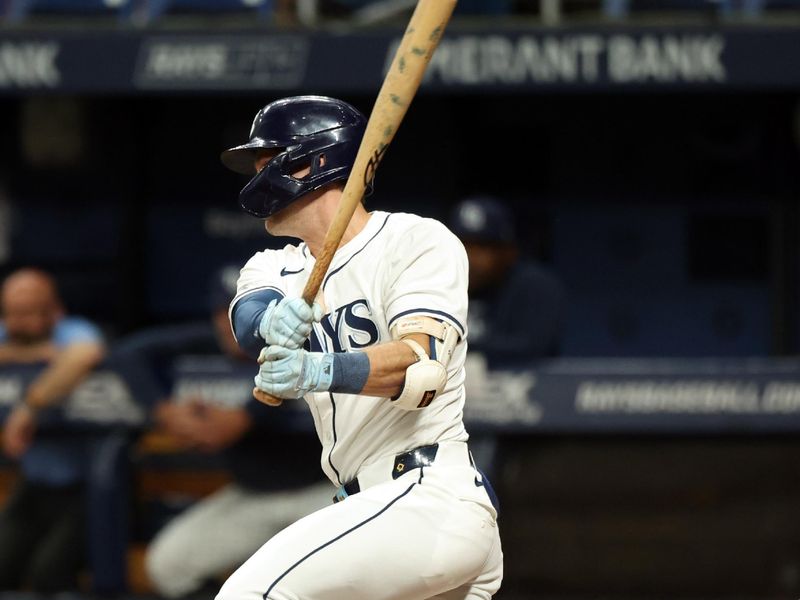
[220, 141, 264, 175]
[221, 136, 286, 175]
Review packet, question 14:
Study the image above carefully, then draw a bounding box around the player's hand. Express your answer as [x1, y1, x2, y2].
[254, 346, 334, 399]
[258, 298, 323, 349]
[186, 404, 252, 452]
[2, 404, 38, 459]
[153, 401, 205, 450]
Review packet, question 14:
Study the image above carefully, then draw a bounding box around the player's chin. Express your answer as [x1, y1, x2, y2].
[263, 216, 281, 236]
[265, 211, 294, 236]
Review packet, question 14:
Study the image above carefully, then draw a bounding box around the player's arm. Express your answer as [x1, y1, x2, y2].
[353, 334, 429, 398]
[0, 341, 57, 364]
[230, 289, 284, 358]
[254, 339, 417, 400]
[228, 254, 322, 358]
[256, 318, 458, 411]
[368, 220, 466, 407]
[24, 339, 106, 411]
[231, 289, 322, 358]
[3, 330, 105, 459]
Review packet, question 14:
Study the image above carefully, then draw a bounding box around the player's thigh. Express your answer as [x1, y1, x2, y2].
[218, 475, 498, 600]
[244, 481, 333, 528]
[147, 485, 270, 572]
[427, 525, 503, 600]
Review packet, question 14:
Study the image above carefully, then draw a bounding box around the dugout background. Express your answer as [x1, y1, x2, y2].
[0, 5, 800, 599]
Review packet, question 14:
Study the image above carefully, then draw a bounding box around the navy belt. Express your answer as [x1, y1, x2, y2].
[333, 443, 439, 503]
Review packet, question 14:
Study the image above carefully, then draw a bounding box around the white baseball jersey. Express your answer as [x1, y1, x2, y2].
[232, 210, 470, 487]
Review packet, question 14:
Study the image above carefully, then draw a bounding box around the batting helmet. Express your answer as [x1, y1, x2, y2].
[221, 95, 367, 219]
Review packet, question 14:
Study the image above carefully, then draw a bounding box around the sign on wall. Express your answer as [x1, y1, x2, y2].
[0, 25, 798, 93]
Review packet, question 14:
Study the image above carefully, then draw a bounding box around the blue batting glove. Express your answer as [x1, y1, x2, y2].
[258, 298, 323, 349]
[254, 346, 335, 399]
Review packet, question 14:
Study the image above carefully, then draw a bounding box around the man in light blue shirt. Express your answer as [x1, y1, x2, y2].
[0, 268, 105, 593]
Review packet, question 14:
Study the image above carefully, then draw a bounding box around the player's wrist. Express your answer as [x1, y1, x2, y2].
[295, 351, 370, 395]
[328, 352, 370, 394]
[308, 352, 335, 392]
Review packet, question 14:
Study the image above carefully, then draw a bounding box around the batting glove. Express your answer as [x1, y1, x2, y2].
[258, 298, 323, 349]
[254, 345, 334, 399]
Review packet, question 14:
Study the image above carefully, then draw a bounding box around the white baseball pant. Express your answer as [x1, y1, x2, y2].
[216, 442, 503, 600]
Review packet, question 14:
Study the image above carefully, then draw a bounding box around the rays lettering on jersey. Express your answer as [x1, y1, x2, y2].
[308, 299, 379, 352]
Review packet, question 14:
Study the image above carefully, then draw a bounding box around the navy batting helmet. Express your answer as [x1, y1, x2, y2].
[221, 95, 367, 219]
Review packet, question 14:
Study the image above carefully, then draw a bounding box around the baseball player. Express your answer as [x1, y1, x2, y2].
[217, 95, 503, 600]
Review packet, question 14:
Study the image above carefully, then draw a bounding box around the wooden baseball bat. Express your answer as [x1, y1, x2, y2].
[254, 0, 458, 406]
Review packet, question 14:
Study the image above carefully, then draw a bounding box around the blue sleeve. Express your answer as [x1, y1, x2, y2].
[52, 317, 104, 347]
[231, 288, 285, 359]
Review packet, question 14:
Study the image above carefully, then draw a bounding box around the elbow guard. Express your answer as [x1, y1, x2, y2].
[390, 317, 459, 411]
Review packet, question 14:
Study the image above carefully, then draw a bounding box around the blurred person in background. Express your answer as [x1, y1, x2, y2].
[0, 267, 106, 593]
[448, 195, 565, 368]
[448, 196, 565, 483]
[140, 265, 331, 600]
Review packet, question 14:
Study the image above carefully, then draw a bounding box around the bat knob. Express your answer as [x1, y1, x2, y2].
[253, 387, 283, 407]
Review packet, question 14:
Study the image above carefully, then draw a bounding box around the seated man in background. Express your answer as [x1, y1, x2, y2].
[0, 267, 106, 593]
[448, 195, 565, 368]
[139, 265, 331, 600]
[448, 197, 565, 482]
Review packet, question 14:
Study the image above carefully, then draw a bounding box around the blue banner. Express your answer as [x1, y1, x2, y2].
[4, 354, 800, 433]
[0, 24, 798, 94]
[463, 355, 800, 433]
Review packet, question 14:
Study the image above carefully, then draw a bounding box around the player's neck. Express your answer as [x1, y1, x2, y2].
[304, 197, 371, 258]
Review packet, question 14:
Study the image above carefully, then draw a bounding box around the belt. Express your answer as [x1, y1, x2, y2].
[333, 441, 469, 503]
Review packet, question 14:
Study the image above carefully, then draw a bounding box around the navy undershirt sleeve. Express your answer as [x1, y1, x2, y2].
[231, 288, 285, 359]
